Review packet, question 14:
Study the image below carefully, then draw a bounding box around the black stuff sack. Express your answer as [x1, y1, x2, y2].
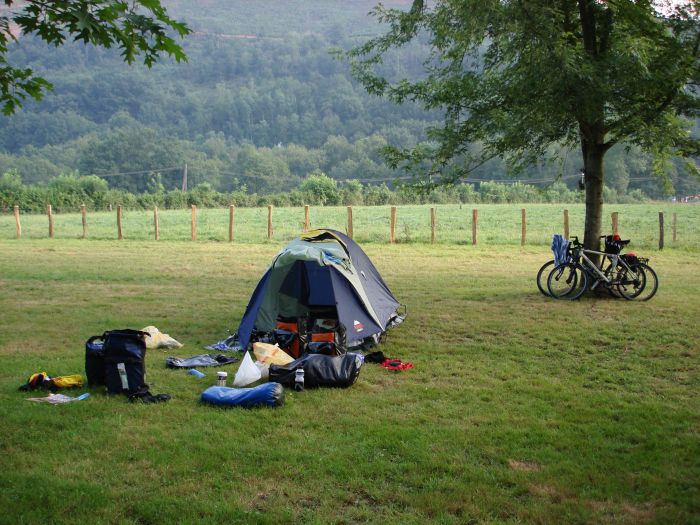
[102, 330, 148, 395]
[85, 335, 106, 387]
[269, 353, 363, 389]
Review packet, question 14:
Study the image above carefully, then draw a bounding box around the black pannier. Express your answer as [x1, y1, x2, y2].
[604, 235, 630, 255]
[85, 335, 106, 387]
[102, 330, 148, 394]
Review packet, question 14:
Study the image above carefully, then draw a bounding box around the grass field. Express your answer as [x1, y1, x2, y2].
[2, 203, 699, 250]
[1, 238, 699, 524]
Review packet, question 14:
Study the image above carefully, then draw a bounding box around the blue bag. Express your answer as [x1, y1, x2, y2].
[200, 383, 284, 408]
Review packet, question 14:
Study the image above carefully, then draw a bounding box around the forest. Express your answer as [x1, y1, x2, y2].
[0, 0, 697, 206]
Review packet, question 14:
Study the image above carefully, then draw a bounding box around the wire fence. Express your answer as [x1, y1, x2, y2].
[2, 203, 698, 250]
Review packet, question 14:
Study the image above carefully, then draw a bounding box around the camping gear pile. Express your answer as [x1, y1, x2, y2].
[20, 229, 407, 409]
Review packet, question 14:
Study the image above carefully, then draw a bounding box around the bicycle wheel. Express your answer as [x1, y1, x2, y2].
[547, 262, 588, 300]
[615, 265, 645, 300]
[627, 263, 658, 301]
[536, 260, 555, 296]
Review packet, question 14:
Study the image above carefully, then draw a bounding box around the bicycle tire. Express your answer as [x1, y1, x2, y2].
[631, 263, 658, 301]
[547, 262, 588, 300]
[615, 265, 645, 300]
[536, 260, 555, 297]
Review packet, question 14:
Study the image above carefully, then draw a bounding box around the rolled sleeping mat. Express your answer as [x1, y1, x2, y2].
[200, 382, 285, 408]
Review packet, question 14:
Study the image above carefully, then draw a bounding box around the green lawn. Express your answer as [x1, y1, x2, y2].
[0, 239, 698, 524]
[2, 203, 699, 250]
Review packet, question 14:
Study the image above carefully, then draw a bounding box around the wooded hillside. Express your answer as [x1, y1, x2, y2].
[0, 0, 696, 199]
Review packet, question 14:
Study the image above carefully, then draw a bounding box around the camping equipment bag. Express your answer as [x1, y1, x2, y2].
[102, 330, 148, 394]
[268, 353, 363, 389]
[200, 383, 285, 408]
[85, 335, 106, 387]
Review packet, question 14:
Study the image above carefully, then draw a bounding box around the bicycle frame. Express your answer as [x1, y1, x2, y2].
[577, 248, 634, 290]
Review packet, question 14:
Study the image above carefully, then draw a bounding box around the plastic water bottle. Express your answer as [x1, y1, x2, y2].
[294, 367, 305, 392]
[188, 368, 205, 378]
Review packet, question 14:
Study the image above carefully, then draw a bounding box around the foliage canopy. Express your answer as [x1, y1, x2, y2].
[348, 0, 700, 246]
[0, 0, 190, 114]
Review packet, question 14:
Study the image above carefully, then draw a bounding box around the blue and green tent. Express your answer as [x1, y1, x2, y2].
[237, 229, 402, 349]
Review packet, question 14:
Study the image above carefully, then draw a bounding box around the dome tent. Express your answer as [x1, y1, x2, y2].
[237, 229, 403, 351]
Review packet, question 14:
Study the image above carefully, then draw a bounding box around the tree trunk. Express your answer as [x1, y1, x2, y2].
[583, 142, 605, 258]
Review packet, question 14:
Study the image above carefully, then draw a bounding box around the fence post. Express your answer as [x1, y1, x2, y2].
[13, 205, 21, 238]
[267, 205, 273, 240]
[659, 211, 664, 250]
[390, 206, 397, 243]
[672, 212, 677, 242]
[117, 205, 123, 240]
[191, 205, 197, 241]
[430, 207, 436, 243]
[154, 206, 159, 241]
[521, 208, 526, 246]
[47, 204, 53, 239]
[81, 204, 87, 239]
[229, 205, 235, 243]
[563, 209, 569, 239]
[611, 211, 619, 236]
[347, 206, 353, 239]
[304, 205, 310, 232]
[472, 209, 478, 245]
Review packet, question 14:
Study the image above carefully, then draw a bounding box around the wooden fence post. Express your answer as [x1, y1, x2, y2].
[13, 205, 21, 238]
[472, 209, 478, 245]
[154, 206, 159, 241]
[267, 205, 273, 240]
[563, 209, 569, 239]
[229, 205, 235, 243]
[611, 211, 619, 236]
[521, 208, 526, 246]
[390, 206, 397, 243]
[191, 205, 197, 241]
[430, 207, 436, 243]
[81, 204, 87, 239]
[47, 204, 53, 239]
[304, 205, 310, 232]
[117, 205, 123, 240]
[658, 211, 664, 250]
[672, 212, 677, 242]
[347, 206, 353, 239]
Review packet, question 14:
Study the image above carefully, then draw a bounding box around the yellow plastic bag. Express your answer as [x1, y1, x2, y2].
[50, 374, 84, 389]
[253, 342, 293, 365]
[141, 326, 183, 349]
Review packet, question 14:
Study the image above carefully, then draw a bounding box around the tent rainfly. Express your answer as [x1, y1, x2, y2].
[237, 229, 403, 350]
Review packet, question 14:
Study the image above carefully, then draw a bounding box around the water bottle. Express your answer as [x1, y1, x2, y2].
[187, 368, 205, 378]
[294, 367, 305, 392]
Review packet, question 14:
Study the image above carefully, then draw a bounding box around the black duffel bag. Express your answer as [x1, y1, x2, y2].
[102, 329, 148, 395]
[269, 353, 363, 389]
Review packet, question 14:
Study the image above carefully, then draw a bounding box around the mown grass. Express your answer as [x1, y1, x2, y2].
[1, 203, 699, 250]
[1, 239, 699, 524]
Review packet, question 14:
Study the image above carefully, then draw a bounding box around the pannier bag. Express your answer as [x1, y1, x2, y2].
[269, 353, 363, 389]
[102, 329, 148, 395]
[307, 318, 346, 356]
[274, 316, 307, 358]
[604, 235, 630, 255]
[85, 335, 106, 387]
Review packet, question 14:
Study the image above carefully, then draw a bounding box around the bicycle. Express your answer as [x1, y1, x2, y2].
[536, 235, 574, 297]
[547, 235, 658, 301]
